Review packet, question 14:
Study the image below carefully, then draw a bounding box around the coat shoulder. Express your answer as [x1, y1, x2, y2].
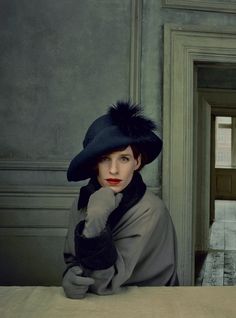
[123, 188, 168, 225]
[140, 189, 167, 212]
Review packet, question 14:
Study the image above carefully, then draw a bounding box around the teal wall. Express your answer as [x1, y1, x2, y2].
[0, 0, 131, 187]
[0, 0, 132, 285]
[1, 0, 236, 285]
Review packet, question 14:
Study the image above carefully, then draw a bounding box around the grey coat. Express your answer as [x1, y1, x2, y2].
[64, 189, 178, 295]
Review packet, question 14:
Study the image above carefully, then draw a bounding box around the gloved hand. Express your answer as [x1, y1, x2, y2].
[83, 187, 123, 238]
[62, 266, 95, 299]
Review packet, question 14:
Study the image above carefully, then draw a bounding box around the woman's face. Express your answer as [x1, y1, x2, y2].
[97, 145, 141, 192]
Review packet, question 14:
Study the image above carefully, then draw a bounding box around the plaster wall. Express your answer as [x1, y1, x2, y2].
[0, 0, 132, 285]
[0, 0, 131, 187]
[1, 0, 236, 285]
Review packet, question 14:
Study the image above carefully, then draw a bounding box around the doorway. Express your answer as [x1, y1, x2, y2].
[163, 24, 236, 285]
[194, 79, 236, 285]
[195, 112, 236, 285]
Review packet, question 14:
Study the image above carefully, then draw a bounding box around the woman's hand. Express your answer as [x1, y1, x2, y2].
[83, 187, 122, 238]
[62, 266, 95, 299]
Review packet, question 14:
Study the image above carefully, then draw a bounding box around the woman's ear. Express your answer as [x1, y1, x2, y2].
[134, 154, 142, 170]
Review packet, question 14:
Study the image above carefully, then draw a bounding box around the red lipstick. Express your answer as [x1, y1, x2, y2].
[106, 178, 122, 185]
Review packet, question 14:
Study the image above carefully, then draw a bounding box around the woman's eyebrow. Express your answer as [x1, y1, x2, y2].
[119, 153, 131, 156]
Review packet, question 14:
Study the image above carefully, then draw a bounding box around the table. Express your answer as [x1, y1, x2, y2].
[0, 286, 235, 318]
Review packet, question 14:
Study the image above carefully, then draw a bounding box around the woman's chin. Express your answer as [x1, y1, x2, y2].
[108, 183, 129, 193]
[108, 185, 121, 193]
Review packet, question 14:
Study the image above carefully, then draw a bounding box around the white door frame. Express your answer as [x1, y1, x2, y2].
[163, 24, 236, 285]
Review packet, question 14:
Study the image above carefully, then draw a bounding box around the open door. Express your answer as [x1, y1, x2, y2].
[195, 94, 211, 253]
[210, 115, 216, 224]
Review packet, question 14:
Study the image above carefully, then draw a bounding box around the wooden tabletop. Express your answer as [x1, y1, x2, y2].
[0, 286, 235, 318]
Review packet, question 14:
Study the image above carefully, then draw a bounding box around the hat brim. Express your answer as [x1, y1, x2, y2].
[67, 126, 162, 181]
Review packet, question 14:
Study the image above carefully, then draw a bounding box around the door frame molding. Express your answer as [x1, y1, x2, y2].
[163, 24, 236, 285]
[162, 0, 236, 14]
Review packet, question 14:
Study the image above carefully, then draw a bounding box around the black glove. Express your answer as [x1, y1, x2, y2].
[62, 266, 95, 299]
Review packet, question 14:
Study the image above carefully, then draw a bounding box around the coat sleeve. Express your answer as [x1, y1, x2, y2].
[82, 201, 177, 295]
[63, 197, 118, 274]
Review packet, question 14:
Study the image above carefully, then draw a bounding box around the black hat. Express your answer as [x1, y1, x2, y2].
[67, 101, 162, 181]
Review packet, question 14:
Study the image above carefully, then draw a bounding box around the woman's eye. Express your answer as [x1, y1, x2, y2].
[120, 156, 129, 162]
[99, 156, 110, 162]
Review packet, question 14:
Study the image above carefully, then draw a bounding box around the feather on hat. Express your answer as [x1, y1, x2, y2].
[67, 101, 162, 181]
[109, 101, 157, 137]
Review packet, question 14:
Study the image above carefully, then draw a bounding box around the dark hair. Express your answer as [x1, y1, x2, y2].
[129, 144, 147, 171]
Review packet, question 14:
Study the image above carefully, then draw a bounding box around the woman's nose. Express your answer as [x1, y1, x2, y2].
[109, 159, 118, 174]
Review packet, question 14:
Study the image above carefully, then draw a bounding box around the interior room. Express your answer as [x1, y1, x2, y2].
[0, 1, 236, 317]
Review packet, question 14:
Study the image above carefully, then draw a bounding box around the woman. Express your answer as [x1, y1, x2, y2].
[62, 101, 178, 299]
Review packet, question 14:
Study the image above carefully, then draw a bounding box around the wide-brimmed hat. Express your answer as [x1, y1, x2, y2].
[67, 101, 162, 181]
